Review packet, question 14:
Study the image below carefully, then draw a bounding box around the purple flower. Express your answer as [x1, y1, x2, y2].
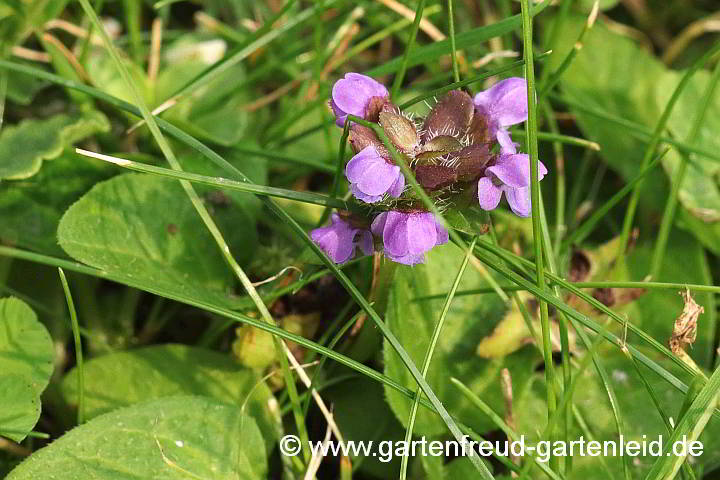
[311, 213, 373, 264]
[477, 151, 547, 217]
[331, 73, 389, 127]
[345, 145, 405, 203]
[473, 77, 527, 152]
[371, 211, 449, 265]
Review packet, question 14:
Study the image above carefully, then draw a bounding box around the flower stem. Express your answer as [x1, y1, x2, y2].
[521, 0, 558, 457]
[448, 0, 460, 83]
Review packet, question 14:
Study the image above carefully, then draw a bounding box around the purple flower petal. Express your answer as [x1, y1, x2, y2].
[496, 128, 517, 154]
[331, 73, 388, 127]
[371, 212, 389, 237]
[310, 213, 356, 263]
[356, 162, 400, 196]
[374, 210, 447, 264]
[345, 146, 403, 203]
[405, 212, 437, 255]
[387, 172, 406, 198]
[435, 221, 449, 245]
[505, 186, 531, 217]
[350, 184, 383, 203]
[382, 211, 410, 257]
[473, 77, 528, 128]
[356, 230, 374, 256]
[487, 154, 530, 189]
[386, 251, 426, 265]
[477, 176, 502, 211]
[538, 159, 548, 180]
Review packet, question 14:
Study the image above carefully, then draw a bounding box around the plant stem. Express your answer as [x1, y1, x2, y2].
[521, 0, 558, 439]
[448, 0, 460, 83]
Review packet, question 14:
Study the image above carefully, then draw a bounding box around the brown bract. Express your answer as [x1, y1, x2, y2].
[347, 90, 496, 193]
[669, 288, 703, 355]
[421, 90, 474, 142]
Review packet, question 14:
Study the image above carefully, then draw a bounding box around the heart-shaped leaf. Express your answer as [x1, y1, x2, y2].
[0, 297, 54, 442]
[57, 173, 239, 307]
[6, 396, 268, 480]
[61, 344, 279, 448]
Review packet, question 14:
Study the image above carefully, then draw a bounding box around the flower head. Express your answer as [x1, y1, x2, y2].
[477, 150, 547, 217]
[371, 211, 448, 265]
[473, 77, 528, 152]
[330, 73, 389, 127]
[346, 145, 405, 203]
[311, 213, 373, 264]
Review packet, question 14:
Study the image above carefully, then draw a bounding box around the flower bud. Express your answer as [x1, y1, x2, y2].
[379, 111, 419, 153]
[422, 90, 474, 142]
[349, 124, 387, 156]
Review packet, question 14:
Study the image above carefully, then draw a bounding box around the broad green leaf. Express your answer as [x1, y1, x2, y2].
[6, 396, 268, 480]
[0, 151, 115, 255]
[61, 344, 279, 448]
[0, 375, 40, 444]
[657, 70, 720, 222]
[0, 297, 54, 442]
[383, 242, 540, 436]
[57, 173, 239, 307]
[626, 231, 717, 368]
[159, 37, 249, 147]
[5, 66, 48, 106]
[523, 350, 720, 478]
[325, 376, 407, 478]
[0, 110, 110, 180]
[86, 49, 153, 108]
[551, 15, 664, 185]
[552, 15, 720, 253]
[179, 148, 267, 265]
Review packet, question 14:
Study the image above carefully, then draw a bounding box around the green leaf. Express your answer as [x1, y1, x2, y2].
[530, 350, 720, 478]
[383, 243, 540, 436]
[553, 15, 720, 253]
[0, 297, 54, 442]
[326, 376, 407, 477]
[179, 148, 266, 265]
[657, 70, 720, 222]
[0, 375, 40, 444]
[627, 231, 717, 368]
[0, 110, 110, 180]
[61, 344, 279, 449]
[551, 15, 671, 217]
[6, 396, 268, 480]
[0, 151, 115, 255]
[5, 65, 48, 106]
[86, 50, 152, 108]
[57, 173, 240, 307]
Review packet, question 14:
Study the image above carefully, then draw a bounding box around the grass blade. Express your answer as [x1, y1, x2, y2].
[58, 268, 85, 425]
